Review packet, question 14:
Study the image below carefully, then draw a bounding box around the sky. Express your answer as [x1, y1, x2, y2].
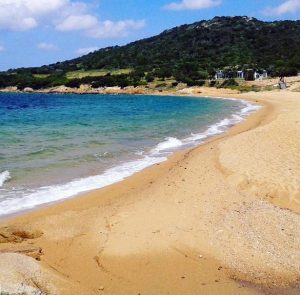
[0, 0, 300, 71]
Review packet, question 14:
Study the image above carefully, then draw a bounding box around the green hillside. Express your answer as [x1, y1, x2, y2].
[1, 16, 300, 89]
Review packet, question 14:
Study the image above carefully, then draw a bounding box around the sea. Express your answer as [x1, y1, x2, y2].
[0, 92, 259, 217]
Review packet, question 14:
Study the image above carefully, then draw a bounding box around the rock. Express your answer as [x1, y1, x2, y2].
[0, 226, 43, 243]
[0, 245, 43, 261]
[23, 87, 34, 92]
[0, 253, 63, 294]
[102, 86, 121, 94]
[12, 229, 43, 240]
[49, 85, 73, 93]
[0, 86, 18, 92]
[79, 84, 92, 92]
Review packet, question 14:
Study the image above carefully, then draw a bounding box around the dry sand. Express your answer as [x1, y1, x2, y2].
[0, 87, 300, 295]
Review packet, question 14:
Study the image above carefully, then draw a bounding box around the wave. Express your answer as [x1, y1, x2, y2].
[0, 98, 260, 217]
[153, 99, 260, 154]
[0, 171, 10, 187]
[0, 156, 166, 216]
[182, 99, 260, 145]
[25, 147, 59, 157]
[151, 137, 183, 154]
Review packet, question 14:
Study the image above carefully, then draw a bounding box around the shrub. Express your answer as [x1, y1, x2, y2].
[220, 78, 239, 88]
[145, 73, 155, 82]
[209, 80, 217, 87]
[155, 83, 167, 88]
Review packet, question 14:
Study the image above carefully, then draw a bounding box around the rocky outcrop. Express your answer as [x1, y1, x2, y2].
[23, 87, 34, 92]
[0, 86, 19, 92]
[0, 226, 43, 243]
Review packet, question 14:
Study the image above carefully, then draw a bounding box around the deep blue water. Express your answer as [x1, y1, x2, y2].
[0, 92, 257, 216]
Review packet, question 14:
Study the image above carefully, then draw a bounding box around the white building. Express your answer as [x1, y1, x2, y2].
[254, 70, 268, 80]
[237, 70, 244, 79]
[215, 70, 245, 79]
[215, 70, 225, 79]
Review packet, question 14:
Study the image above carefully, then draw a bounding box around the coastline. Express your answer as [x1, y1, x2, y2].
[1, 89, 300, 294]
[1, 75, 299, 97]
[0, 93, 259, 219]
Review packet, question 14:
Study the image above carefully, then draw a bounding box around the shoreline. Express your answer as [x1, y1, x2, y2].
[1, 75, 299, 97]
[0, 84, 243, 97]
[0, 93, 259, 220]
[1, 89, 300, 294]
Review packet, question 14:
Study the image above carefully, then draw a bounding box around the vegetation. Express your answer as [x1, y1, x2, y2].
[66, 68, 132, 79]
[220, 78, 239, 88]
[1, 16, 300, 90]
[216, 79, 261, 92]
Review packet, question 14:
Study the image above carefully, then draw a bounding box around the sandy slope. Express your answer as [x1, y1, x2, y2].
[0, 88, 300, 295]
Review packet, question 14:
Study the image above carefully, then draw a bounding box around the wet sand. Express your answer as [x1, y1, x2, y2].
[0, 89, 300, 295]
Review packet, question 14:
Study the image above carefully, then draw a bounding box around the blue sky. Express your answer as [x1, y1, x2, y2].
[0, 0, 299, 71]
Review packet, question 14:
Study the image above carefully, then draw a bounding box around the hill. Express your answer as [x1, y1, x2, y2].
[1, 16, 300, 90]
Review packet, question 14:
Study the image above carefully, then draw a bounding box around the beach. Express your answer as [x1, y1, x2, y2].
[0, 88, 300, 294]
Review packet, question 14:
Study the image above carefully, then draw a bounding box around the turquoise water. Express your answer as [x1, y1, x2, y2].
[0, 93, 258, 216]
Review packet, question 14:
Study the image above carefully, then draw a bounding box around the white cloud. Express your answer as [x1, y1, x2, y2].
[76, 47, 99, 55]
[56, 15, 98, 31]
[21, 0, 68, 15]
[0, 0, 67, 31]
[37, 42, 58, 51]
[0, 46, 5, 52]
[87, 20, 146, 39]
[56, 14, 145, 38]
[0, 0, 145, 39]
[264, 0, 300, 15]
[165, 0, 221, 11]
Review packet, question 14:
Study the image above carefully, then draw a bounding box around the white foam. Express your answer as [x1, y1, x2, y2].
[182, 99, 260, 145]
[0, 156, 166, 216]
[184, 119, 229, 143]
[151, 137, 183, 154]
[0, 171, 10, 187]
[0, 97, 261, 217]
[241, 104, 260, 114]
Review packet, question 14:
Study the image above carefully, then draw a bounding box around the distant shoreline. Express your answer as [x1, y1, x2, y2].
[1, 75, 299, 96]
[0, 84, 242, 98]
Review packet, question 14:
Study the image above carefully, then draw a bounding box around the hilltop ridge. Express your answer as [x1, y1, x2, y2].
[43, 16, 300, 75]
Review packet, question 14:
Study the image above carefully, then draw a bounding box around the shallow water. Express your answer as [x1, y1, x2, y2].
[0, 92, 258, 216]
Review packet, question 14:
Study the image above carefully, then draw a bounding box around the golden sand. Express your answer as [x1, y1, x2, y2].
[0, 87, 300, 294]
